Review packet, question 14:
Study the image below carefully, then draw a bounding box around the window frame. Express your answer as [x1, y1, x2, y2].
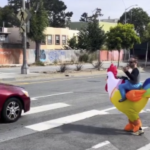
[47, 35, 52, 45]
[62, 35, 67, 45]
[55, 35, 60, 45]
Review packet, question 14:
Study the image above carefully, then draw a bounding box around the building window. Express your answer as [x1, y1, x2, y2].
[55, 35, 60, 45]
[62, 35, 67, 45]
[47, 35, 52, 45]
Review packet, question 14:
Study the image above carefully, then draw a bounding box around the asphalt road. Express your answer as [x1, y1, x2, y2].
[0, 72, 150, 150]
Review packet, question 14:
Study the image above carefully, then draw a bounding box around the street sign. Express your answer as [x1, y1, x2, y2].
[20, 24, 26, 33]
[17, 8, 28, 23]
[25, 9, 32, 21]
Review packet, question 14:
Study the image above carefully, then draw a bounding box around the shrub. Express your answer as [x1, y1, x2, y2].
[92, 61, 103, 70]
[79, 53, 89, 62]
[75, 63, 82, 71]
[59, 64, 67, 73]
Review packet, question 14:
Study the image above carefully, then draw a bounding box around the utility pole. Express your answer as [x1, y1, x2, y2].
[21, 0, 29, 74]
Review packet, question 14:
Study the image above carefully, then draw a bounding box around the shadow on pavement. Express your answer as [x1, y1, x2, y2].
[60, 124, 131, 136]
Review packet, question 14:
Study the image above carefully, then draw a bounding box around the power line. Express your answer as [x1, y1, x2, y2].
[122, 0, 126, 8]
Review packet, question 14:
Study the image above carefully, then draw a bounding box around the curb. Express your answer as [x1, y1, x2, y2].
[0, 68, 146, 82]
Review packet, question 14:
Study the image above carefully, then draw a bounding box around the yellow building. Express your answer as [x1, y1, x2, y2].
[7, 27, 79, 50]
[7, 21, 116, 50]
[41, 27, 79, 50]
[99, 22, 117, 32]
[69, 21, 117, 33]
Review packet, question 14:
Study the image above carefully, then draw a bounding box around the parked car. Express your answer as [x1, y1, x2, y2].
[0, 83, 30, 123]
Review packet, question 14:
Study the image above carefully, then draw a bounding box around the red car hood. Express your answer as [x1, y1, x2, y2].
[0, 83, 24, 90]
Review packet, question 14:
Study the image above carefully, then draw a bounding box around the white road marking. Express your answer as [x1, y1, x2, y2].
[137, 143, 150, 150]
[25, 110, 106, 131]
[140, 110, 146, 113]
[99, 107, 116, 112]
[142, 127, 149, 130]
[86, 141, 119, 150]
[92, 141, 110, 148]
[31, 92, 73, 101]
[23, 103, 70, 115]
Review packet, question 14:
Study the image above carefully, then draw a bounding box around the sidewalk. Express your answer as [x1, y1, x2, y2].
[0, 69, 124, 82]
[0, 62, 145, 82]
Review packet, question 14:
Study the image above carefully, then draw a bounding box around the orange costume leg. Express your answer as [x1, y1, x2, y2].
[132, 118, 142, 133]
[124, 120, 134, 132]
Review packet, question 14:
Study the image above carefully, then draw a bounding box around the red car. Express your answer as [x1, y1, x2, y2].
[0, 83, 30, 123]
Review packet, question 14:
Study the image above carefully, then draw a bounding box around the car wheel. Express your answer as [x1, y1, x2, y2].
[2, 98, 23, 123]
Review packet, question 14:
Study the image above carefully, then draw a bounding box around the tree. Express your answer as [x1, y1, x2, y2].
[77, 19, 106, 52]
[143, 23, 150, 41]
[118, 7, 150, 39]
[80, 12, 88, 22]
[142, 23, 150, 66]
[44, 0, 73, 27]
[0, 6, 19, 27]
[106, 23, 140, 67]
[27, 0, 49, 62]
[68, 36, 78, 49]
[8, 0, 73, 27]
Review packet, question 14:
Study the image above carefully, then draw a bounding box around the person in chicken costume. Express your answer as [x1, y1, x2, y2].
[105, 58, 150, 136]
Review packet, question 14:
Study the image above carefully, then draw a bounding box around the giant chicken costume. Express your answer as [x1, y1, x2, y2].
[105, 64, 150, 135]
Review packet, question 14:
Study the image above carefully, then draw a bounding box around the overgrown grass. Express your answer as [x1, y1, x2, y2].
[33, 61, 45, 66]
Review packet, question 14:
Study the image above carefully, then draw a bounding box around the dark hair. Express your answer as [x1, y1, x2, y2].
[130, 56, 137, 63]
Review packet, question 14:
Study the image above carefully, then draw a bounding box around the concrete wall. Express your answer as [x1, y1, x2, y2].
[27, 49, 80, 64]
[0, 48, 124, 65]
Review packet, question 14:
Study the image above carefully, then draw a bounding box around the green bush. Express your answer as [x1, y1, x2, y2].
[75, 63, 82, 71]
[79, 54, 89, 62]
[59, 64, 67, 73]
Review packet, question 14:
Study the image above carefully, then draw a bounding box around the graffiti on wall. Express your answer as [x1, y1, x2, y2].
[26, 49, 80, 64]
[38, 50, 66, 62]
[40, 50, 46, 62]
[48, 50, 65, 62]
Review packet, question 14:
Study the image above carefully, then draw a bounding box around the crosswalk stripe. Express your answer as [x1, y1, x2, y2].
[137, 143, 150, 150]
[25, 110, 104, 131]
[86, 141, 119, 150]
[31, 92, 73, 101]
[23, 103, 70, 116]
[92, 141, 110, 148]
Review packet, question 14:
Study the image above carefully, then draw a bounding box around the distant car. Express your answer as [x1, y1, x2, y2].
[0, 83, 30, 123]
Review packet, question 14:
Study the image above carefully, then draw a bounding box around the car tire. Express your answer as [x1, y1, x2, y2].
[2, 97, 23, 123]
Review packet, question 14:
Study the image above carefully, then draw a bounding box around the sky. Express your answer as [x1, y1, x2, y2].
[1, 0, 150, 21]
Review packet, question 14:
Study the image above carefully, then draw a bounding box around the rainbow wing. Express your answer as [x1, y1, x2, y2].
[142, 78, 150, 98]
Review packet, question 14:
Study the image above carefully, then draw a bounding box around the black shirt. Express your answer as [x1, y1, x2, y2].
[124, 68, 140, 84]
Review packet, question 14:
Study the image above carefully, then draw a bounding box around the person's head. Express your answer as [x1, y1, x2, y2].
[128, 57, 137, 68]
